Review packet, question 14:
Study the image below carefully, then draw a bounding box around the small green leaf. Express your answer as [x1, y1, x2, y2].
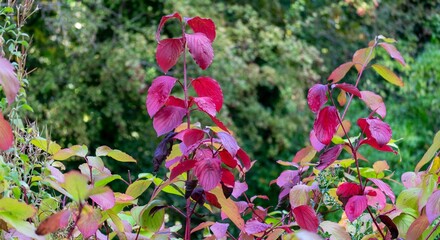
[126, 180, 152, 199]
[396, 188, 421, 212]
[415, 131, 440, 172]
[70, 145, 88, 158]
[95, 175, 123, 187]
[61, 171, 89, 202]
[394, 213, 416, 239]
[52, 148, 76, 160]
[108, 150, 137, 163]
[372, 64, 404, 87]
[139, 200, 165, 232]
[31, 137, 61, 154]
[0, 197, 36, 220]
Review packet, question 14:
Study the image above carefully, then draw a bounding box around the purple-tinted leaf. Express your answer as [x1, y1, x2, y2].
[328, 62, 354, 83]
[187, 17, 216, 42]
[89, 187, 115, 210]
[316, 144, 343, 171]
[309, 130, 325, 151]
[360, 91, 386, 118]
[195, 158, 221, 191]
[219, 150, 237, 168]
[333, 83, 361, 98]
[193, 96, 217, 117]
[378, 215, 399, 239]
[293, 205, 319, 232]
[313, 106, 339, 145]
[426, 189, 440, 223]
[401, 172, 422, 189]
[244, 220, 271, 235]
[170, 160, 196, 180]
[156, 12, 182, 42]
[152, 106, 186, 136]
[146, 76, 178, 118]
[185, 33, 214, 70]
[276, 170, 300, 188]
[379, 43, 406, 66]
[0, 57, 19, 105]
[364, 186, 386, 210]
[345, 195, 368, 222]
[192, 77, 223, 112]
[47, 165, 65, 183]
[156, 38, 184, 73]
[210, 115, 230, 133]
[232, 181, 248, 199]
[182, 129, 205, 147]
[217, 132, 239, 157]
[210, 222, 228, 238]
[357, 118, 392, 147]
[165, 96, 186, 108]
[77, 205, 101, 238]
[0, 113, 13, 151]
[153, 132, 176, 172]
[307, 84, 328, 113]
[368, 178, 395, 204]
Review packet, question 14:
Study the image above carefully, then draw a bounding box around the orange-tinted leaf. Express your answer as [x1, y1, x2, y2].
[379, 43, 406, 66]
[352, 47, 374, 72]
[407, 214, 429, 240]
[0, 113, 13, 151]
[372, 64, 404, 87]
[210, 187, 245, 230]
[191, 221, 215, 233]
[35, 210, 71, 235]
[336, 120, 351, 137]
[292, 146, 316, 164]
[76, 205, 101, 238]
[337, 90, 347, 106]
[328, 62, 354, 83]
[360, 91, 386, 118]
[373, 160, 389, 174]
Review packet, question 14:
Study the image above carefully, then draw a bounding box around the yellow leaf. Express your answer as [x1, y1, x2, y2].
[415, 131, 440, 172]
[31, 138, 61, 154]
[210, 187, 245, 230]
[373, 160, 390, 174]
[337, 89, 346, 106]
[372, 64, 404, 87]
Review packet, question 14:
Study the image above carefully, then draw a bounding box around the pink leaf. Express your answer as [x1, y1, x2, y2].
[221, 168, 235, 187]
[36, 210, 71, 236]
[192, 77, 223, 112]
[193, 97, 217, 117]
[217, 132, 239, 157]
[360, 91, 386, 118]
[156, 12, 182, 42]
[232, 181, 248, 198]
[156, 38, 184, 73]
[368, 178, 395, 204]
[357, 118, 392, 146]
[219, 150, 237, 168]
[152, 106, 186, 136]
[379, 43, 406, 66]
[313, 106, 339, 145]
[146, 76, 178, 118]
[336, 182, 363, 205]
[210, 222, 229, 238]
[316, 144, 343, 171]
[309, 130, 325, 151]
[195, 158, 221, 191]
[47, 165, 64, 183]
[244, 220, 271, 235]
[170, 160, 196, 180]
[187, 17, 216, 42]
[345, 195, 368, 222]
[165, 96, 186, 108]
[327, 62, 354, 83]
[426, 190, 440, 223]
[293, 205, 319, 232]
[364, 186, 386, 210]
[333, 83, 361, 98]
[0, 114, 14, 151]
[89, 187, 115, 210]
[182, 129, 205, 147]
[401, 172, 422, 189]
[77, 205, 101, 238]
[0, 57, 19, 105]
[185, 33, 214, 70]
[276, 170, 300, 188]
[307, 84, 328, 113]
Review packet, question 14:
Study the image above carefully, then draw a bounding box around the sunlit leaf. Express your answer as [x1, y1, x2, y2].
[352, 47, 374, 72]
[373, 160, 389, 174]
[415, 131, 440, 172]
[379, 42, 406, 66]
[372, 64, 404, 87]
[61, 171, 89, 202]
[31, 137, 61, 155]
[210, 187, 245, 230]
[292, 146, 316, 164]
[289, 184, 310, 208]
[327, 62, 354, 83]
[337, 89, 346, 106]
[0, 198, 36, 220]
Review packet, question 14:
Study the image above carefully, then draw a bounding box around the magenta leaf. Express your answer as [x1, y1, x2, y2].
[316, 144, 343, 170]
[165, 96, 186, 108]
[360, 91, 386, 118]
[89, 187, 115, 210]
[217, 132, 239, 157]
[182, 129, 205, 147]
[0, 114, 14, 151]
[155, 12, 182, 42]
[232, 181, 248, 198]
[426, 190, 440, 223]
[293, 205, 319, 232]
[0, 57, 19, 105]
[193, 96, 217, 117]
[237, 149, 251, 169]
[313, 106, 339, 145]
[187, 17, 216, 42]
[379, 43, 406, 66]
[364, 186, 386, 210]
[333, 83, 361, 98]
[221, 168, 235, 187]
[368, 178, 395, 203]
[146, 76, 178, 118]
[345, 195, 368, 222]
[219, 150, 237, 168]
[336, 182, 363, 205]
[156, 38, 184, 73]
[276, 170, 300, 188]
[192, 76, 223, 112]
[327, 62, 354, 83]
[309, 130, 325, 152]
[307, 84, 328, 113]
[185, 33, 214, 70]
[210, 222, 228, 239]
[152, 106, 186, 136]
[76, 205, 101, 238]
[195, 158, 221, 191]
[244, 220, 271, 235]
[357, 118, 392, 147]
[170, 160, 196, 180]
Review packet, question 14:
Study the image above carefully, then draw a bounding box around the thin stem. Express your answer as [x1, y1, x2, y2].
[425, 220, 440, 240]
[366, 206, 385, 239]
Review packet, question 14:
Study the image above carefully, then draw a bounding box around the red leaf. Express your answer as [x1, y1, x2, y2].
[182, 129, 205, 147]
[244, 220, 271, 235]
[360, 138, 396, 153]
[345, 195, 368, 222]
[336, 182, 363, 205]
[357, 118, 392, 146]
[36, 210, 71, 235]
[156, 12, 182, 42]
[156, 38, 184, 73]
[165, 96, 186, 108]
[170, 160, 196, 180]
[327, 62, 354, 83]
[313, 106, 339, 145]
[360, 91, 386, 118]
[333, 83, 361, 98]
[237, 148, 251, 169]
[309, 130, 325, 151]
[89, 187, 115, 210]
[217, 132, 239, 157]
[192, 77, 223, 112]
[147, 76, 178, 118]
[152, 106, 186, 136]
[379, 43, 406, 66]
[210, 116, 230, 133]
[193, 97, 217, 117]
[426, 190, 440, 223]
[0, 57, 19, 105]
[219, 150, 237, 168]
[316, 144, 343, 170]
[205, 191, 221, 208]
[307, 84, 328, 113]
[195, 158, 221, 191]
[210, 222, 228, 239]
[185, 33, 214, 70]
[232, 181, 248, 198]
[187, 17, 216, 42]
[368, 179, 395, 204]
[221, 168, 235, 187]
[0, 114, 14, 151]
[293, 205, 319, 232]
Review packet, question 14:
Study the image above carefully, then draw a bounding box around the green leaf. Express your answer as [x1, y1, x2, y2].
[396, 188, 421, 212]
[126, 180, 152, 199]
[416, 131, 440, 172]
[96, 146, 137, 163]
[139, 200, 165, 232]
[70, 145, 88, 158]
[38, 198, 59, 221]
[95, 175, 123, 187]
[52, 148, 76, 160]
[31, 137, 61, 154]
[394, 213, 416, 239]
[61, 171, 89, 202]
[419, 174, 437, 211]
[0, 198, 36, 220]
[372, 64, 404, 87]
[0, 214, 44, 240]
[96, 146, 112, 156]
